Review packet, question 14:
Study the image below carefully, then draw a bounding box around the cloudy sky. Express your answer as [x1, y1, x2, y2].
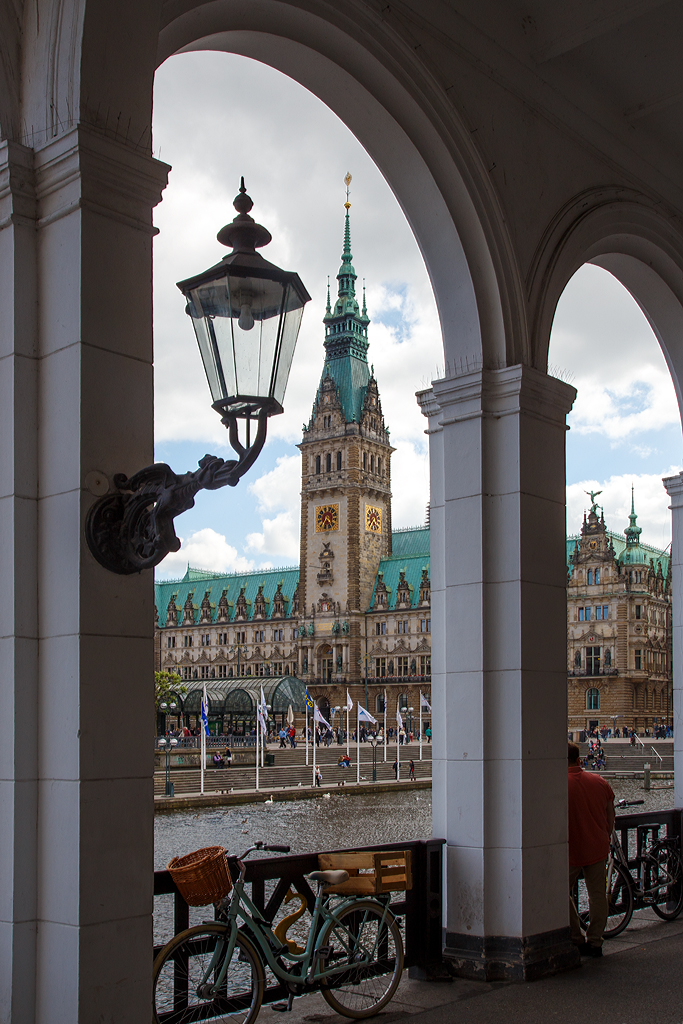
[152, 51, 682, 578]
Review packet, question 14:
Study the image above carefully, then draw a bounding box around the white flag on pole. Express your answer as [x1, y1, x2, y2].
[314, 704, 332, 731]
[346, 690, 353, 712]
[358, 705, 377, 725]
[420, 692, 432, 713]
[257, 685, 268, 736]
[201, 686, 210, 736]
[396, 705, 404, 730]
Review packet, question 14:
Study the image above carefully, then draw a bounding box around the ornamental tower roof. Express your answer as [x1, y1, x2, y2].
[313, 174, 372, 425]
[619, 487, 647, 565]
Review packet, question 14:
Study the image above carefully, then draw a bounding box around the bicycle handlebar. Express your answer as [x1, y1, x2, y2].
[235, 841, 292, 879]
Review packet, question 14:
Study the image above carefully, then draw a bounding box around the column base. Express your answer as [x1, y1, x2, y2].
[443, 927, 580, 982]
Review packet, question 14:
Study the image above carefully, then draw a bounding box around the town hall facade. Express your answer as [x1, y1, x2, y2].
[154, 202, 432, 729]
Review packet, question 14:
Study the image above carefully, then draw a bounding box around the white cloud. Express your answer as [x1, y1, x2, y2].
[248, 455, 301, 514]
[390, 440, 430, 528]
[246, 512, 300, 560]
[551, 264, 681, 441]
[156, 528, 255, 578]
[566, 470, 680, 550]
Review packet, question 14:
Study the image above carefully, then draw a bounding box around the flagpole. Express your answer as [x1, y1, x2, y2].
[383, 688, 387, 761]
[346, 702, 350, 758]
[357, 704, 360, 786]
[256, 706, 259, 792]
[312, 707, 317, 789]
[201, 684, 206, 795]
[305, 703, 309, 766]
[419, 693, 423, 761]
[396, 708, 401, 782]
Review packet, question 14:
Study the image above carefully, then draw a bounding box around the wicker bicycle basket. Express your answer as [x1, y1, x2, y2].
[167, 846, 233, 906]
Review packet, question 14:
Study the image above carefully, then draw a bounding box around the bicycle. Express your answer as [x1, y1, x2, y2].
[577, 802, 683, 938]
[153, 841, 405, 1024]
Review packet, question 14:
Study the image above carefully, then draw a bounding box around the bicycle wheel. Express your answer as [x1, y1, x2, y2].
[319, 900, 404, 1019]
[650, 843, 683, 921]
[577, 863, 634, 938]
[153, 923, 265, 1024]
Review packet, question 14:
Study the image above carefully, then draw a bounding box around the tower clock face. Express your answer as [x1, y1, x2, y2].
[316, 504, 339, 532]
[365, 505, 382, 533]
[589, 540, 598, 549]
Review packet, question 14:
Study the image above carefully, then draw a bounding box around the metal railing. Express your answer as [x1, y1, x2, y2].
[155, 735, 257, 750]
[650, 746, 664, 763]
[154, 838, 444, 995]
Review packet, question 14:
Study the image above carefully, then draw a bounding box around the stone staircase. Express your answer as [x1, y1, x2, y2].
[154, 742, 433, 796]
[579, 740, 673, 773]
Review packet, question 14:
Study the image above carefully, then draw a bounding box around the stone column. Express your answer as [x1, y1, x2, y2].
[0, 139, 40, 1024]
[419, 365, 577, 981]
[1, 126, 168, 1021]
[662, 472, 683, 807]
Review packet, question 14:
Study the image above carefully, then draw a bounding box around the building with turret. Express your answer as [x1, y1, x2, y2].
[154, 194, 431, 733]
[567, 492, 672, 736]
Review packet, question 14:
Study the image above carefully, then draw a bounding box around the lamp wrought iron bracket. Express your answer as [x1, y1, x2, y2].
[85, 407, 269, 575]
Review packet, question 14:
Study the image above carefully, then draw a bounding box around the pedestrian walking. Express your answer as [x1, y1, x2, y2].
[392, 758, 398, 780]
[567, 741, 615, 957]
[409, 759, 415, 781]
[425, 726, 432, 744]
[315, 765, 323, 788]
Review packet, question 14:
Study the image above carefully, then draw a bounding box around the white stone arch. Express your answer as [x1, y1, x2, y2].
[153, 0, 532, 370]
[529, 189, 683, 410]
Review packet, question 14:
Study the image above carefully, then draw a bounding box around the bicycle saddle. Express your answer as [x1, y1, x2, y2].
[309, 870, 349, 886]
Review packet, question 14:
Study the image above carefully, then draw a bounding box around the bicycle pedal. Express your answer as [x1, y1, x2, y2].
[316, 945, 332, 960]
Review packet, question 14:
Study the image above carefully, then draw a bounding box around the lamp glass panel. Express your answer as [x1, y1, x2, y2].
[272, 286, 305, 407]
[188, 273, 305, 412]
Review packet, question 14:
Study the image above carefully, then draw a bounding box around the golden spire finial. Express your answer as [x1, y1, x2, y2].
[344, 172, 352, 209]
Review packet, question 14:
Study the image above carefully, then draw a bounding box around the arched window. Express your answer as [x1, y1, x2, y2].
[587, 570, 593, 585]
[586, 687, 600, 710]
[326, 453, 332, 473]
[363, 452, 367, 470]
[337, 451, 342, 471]
[370, 454, 375, 473]
[375, 694, 385, 715]
[315, 455, 321, 474]
[595, 568, 600, 584]
[377, 456, 381, 474]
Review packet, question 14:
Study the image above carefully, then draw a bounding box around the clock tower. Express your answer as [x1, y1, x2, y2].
[297, 179, 394, 685]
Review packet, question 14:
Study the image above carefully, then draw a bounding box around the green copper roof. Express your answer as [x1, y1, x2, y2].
[391, 527, 430, 558]
[155, 565, 299, 627]
[367, 553, 430, 611]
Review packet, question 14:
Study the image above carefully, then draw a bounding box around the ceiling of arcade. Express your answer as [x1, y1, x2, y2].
[4, 0, 683, 371]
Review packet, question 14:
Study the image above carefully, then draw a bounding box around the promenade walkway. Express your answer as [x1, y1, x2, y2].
[257, 907, 683, 1024]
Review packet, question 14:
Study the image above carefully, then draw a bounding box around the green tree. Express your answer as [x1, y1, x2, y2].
[155, 670, 186, 711]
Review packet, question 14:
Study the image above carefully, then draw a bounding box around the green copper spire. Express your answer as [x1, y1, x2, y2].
[325, 277, 331, 316]
[625, 485, 642, 547]
[317, 173, 371, 424]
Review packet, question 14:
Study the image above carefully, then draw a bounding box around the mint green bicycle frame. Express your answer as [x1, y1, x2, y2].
[199, 860, 396, 997]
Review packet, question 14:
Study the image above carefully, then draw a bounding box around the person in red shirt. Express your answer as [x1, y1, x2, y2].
[568, 741, 615, 957]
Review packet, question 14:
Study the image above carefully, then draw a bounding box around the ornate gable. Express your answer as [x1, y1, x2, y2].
[199, 590, 212, 623]
[182, 592, 195, 625]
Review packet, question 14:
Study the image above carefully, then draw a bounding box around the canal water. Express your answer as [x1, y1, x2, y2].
[153, 779, 674, 946]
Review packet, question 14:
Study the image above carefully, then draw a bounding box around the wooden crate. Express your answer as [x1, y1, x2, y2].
[318, 850, 412, 895]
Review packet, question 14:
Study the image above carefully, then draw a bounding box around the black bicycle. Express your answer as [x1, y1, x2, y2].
[577, 801, 683, 937]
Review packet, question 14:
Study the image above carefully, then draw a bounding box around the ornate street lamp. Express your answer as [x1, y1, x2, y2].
[86, 179, 310, 574]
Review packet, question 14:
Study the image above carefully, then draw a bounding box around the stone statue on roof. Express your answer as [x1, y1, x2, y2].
[584, 489, 602, 515]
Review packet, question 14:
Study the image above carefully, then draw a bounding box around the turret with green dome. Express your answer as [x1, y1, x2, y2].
[619, 487, 646, 565]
